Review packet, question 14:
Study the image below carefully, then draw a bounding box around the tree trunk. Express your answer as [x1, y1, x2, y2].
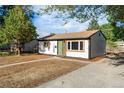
[15, 41, 21, 56]
[17, 47, 21, 56]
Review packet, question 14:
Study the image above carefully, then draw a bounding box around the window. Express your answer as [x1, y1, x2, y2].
[72, 42, 78, 50]
[68, 42, 70, 50]
[67, 41, 84, 51]
[80, 41, 83, 50]
[44, 41, 49, 47]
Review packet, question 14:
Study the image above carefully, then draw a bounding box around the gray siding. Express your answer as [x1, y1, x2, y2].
[90, 31, 106, 58]
[24, 40, 38, 52]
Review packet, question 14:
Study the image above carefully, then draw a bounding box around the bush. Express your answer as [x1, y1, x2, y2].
[0, 52, 9, 56]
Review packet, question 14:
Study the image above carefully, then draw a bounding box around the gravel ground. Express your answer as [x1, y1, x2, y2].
[38, 58, 124, 88]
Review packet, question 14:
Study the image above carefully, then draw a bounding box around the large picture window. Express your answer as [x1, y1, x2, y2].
[67, 41, 84, 51]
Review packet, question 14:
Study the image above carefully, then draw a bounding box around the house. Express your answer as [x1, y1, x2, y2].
[23, 40, 38, 53]
[38, 30, 106, 59]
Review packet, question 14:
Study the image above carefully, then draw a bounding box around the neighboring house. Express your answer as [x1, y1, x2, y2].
[0, 44, 10, 51]
[23, 40, 38, 53]
[38, 30, 106, 59]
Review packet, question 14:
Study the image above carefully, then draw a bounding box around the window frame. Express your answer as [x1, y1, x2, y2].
[67, 40, 85, 52]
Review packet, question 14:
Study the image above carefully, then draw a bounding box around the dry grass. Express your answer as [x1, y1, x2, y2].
[0, 54, 51, 66]
[0, 59, 86, 88]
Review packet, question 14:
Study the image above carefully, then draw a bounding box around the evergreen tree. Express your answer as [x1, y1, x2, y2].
[100, 23, 116, 41]
[87, 18, 100, 30]
[3, 6, 37, 55]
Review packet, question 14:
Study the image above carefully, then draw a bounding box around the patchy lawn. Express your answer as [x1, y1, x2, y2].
[0, 59, 86, 88]
[0, 54, 51, 66]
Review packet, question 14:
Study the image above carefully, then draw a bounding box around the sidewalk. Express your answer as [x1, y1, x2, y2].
[0, 57, 55, 69]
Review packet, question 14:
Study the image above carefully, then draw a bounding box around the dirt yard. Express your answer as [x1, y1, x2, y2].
[0, 54, 51, 66]
[0, 55, 86, 88]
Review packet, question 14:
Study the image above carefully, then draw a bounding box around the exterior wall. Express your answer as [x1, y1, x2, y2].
[24, 40, 38, 52]
[66, 40, 89, 59]
[90, 31, 106, 58]
[39, 41, 57, 55]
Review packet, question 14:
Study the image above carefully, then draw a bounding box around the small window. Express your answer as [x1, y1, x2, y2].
[68, 42, 70, 50]
[80, 41, 83, 50]
[72, 42, 78, 50]
[44, 41, 49, 47]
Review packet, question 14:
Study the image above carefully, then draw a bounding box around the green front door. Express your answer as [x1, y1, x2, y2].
[57, 41, 66, 56]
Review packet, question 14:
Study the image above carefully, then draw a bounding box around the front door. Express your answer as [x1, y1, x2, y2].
[57, 41, 66, 56]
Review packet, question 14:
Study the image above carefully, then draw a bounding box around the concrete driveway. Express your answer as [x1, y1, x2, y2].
[38, 58, 124, 88]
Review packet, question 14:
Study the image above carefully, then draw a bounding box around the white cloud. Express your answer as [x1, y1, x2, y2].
[32, 6, 108, 37]
[33, 14, 90, 37]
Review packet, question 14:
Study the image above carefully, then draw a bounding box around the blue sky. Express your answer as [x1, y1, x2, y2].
[32, 6, 108, 37]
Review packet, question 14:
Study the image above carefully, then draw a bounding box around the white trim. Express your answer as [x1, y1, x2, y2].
[78, 41, 80, 51]
[67, 40, 85, 51]
[70, 41, 72, 50]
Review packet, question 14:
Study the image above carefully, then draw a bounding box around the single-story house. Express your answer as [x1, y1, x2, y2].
[38, 30, 106, 59]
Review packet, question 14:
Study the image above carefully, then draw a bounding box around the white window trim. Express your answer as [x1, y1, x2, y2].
[67, 40, 85, 51]
[78, 41, 80, 51]
[70, 41, 72, 50]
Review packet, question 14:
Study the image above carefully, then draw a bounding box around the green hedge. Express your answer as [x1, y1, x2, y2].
[0, 52, 9, 56]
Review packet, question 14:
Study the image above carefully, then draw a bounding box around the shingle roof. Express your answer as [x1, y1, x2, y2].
[39, 30, 99, 40]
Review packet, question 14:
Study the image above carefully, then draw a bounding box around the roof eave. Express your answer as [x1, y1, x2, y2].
[38, 37, 90, 41]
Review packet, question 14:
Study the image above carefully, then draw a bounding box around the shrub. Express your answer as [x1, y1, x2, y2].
[0, 52, 9, 56]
